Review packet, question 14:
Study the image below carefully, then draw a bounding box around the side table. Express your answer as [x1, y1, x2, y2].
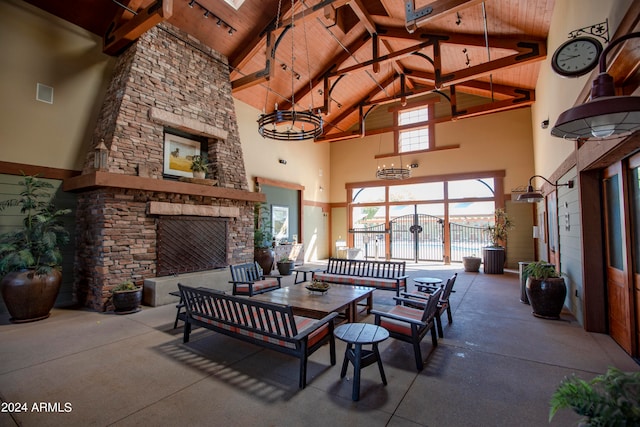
[413, 277, 443, 292]
[293, 266, 323, 284]
[334, 323, 389, 401]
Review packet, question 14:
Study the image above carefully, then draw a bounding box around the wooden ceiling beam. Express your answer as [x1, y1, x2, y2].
[276, 32, 371, 110]
[103, 0, 172, 55]
[404, 0, 485, 32]
[437, 40, 546, 88]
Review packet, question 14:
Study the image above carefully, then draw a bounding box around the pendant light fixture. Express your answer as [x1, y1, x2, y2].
[517, 175, 574, 203]
[257, 0, 323, 141]
[551, 32, 640, 140]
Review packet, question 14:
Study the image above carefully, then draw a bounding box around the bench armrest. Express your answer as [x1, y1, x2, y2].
[293, 312, 338, 340]
[393, 296, 428, 307]
[371, 309, 426, 326]
[400, 291, 430, 300]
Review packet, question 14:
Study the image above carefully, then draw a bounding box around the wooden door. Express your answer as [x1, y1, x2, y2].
[602, 163, 633, 354]
[627, 154, 640, 357]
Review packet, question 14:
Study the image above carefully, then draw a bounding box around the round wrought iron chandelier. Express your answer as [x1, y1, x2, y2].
[258, 109, 323, 141]
[257, 0, 323, 141]
[376, 164, 411, 180]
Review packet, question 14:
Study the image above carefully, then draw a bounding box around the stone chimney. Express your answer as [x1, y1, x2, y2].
[68, 24, 259, 311]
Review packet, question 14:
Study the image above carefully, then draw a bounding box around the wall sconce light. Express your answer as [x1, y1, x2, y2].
[319, 186, 324, 192]
[517, 175, 574, 203]
[278, 159, 287, 165]
[410, 163, 419, 168]
[94, 139, 109, 171]
[551, 32, 640, 140]
[541, 119, 549, 129]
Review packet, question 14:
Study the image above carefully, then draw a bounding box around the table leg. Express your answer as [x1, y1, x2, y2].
[352, 344, 362, 401]
[373, 343, 387, 385]
[340, 343, 351, 378]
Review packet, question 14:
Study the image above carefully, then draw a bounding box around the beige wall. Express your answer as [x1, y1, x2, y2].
[0, 0, 113, 171]
[330, 107, 535, 204]
[234, 99, 332, 260]
[531, 0, 634, 179]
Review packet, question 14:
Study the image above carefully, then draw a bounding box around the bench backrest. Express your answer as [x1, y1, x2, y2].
[326, 258, 405, 278]
[178, 284, 298, 339]
[229, 261, 264, 283]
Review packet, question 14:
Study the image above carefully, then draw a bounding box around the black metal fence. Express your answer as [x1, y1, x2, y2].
[449, 222, 491, 262]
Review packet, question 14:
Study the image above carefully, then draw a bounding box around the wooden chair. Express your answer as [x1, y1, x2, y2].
[402, 273, 457, 338]
[371, 287, 442, 371]
[229, 261, 282, 296]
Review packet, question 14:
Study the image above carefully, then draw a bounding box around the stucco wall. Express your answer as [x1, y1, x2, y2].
[0, 0, 113, 171]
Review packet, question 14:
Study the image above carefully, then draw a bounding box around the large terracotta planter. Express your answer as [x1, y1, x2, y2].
[254, 247, 275, 274]
[0, 269, 62, 323]
[526, 276, 566, 319]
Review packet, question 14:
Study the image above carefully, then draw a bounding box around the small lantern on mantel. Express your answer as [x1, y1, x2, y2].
[94, 139, 109, 171]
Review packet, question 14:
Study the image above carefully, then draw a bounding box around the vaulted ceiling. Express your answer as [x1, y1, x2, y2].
[25, 0, 556, 142]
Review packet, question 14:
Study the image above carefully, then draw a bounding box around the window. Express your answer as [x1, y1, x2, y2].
[397, 106, 432, 153]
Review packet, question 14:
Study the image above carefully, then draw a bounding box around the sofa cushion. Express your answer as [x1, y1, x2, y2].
[234, 278, 279, 294]
[314, 273, 398, 289]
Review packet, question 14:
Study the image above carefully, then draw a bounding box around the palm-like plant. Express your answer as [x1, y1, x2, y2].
[0, 175, 70, 276]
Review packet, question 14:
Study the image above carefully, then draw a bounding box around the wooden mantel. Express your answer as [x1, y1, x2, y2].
[63, 171, 265, 203]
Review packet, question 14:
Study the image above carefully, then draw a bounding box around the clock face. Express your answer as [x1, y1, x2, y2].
[551, 37, 602, 77]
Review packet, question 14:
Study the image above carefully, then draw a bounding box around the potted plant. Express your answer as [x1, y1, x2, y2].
[276, 256, 295, 276]
[0, 175, 70, 323]
[190, 155, 208, 179]
[482, 208, 514, 274]
[524, 260, 566, 319]
[549, 367, 640, 426]
[254, 202, 274, 274]
[462, 254, 481, 272]
[110, 280, 143, 314]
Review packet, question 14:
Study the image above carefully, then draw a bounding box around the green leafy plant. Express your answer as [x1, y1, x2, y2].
[111, 280, 140, 293]
[524, 260, 561, 279]
[484, 208, 514, 247]
[254, 202, 273, 248]
[0, 175, 70, 276]
[549, 367, 640, 426]
[279, 256, 292, 263]
[190, 155, 208, 173]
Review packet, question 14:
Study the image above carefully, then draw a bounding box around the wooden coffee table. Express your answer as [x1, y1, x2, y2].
[251, 284, 374, 323]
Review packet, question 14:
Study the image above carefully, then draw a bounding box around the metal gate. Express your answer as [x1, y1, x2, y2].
[449, 222, 491, 262]
[389, 213, 444, 262]
[351, 224, 387, 259]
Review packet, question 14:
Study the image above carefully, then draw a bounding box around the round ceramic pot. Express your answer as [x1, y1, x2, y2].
[0, 269, 62, 323]
[277, 261, 295, 275]
[112, 288, 142, 314]
[526, 276, 566, 320]
[462, 256, 481, 272]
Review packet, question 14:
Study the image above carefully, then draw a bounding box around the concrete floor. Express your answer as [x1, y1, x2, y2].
[1, 263, 638, 427]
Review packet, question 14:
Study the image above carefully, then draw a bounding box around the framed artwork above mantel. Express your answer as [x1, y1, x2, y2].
[163, 130, 207, 179]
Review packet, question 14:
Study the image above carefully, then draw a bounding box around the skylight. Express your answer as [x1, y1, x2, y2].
[223, 0, 245, 10]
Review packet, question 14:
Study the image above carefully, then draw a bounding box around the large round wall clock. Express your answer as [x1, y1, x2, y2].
[551, 36, 603, 77]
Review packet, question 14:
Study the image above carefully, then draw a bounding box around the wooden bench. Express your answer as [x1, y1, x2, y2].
[178, 284, 337, 389]
[313, 258, 408, 297]
[229, 261, 281, 296]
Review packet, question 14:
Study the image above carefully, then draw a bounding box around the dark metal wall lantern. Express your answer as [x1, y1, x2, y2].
[517, 175, 574, 203]
[551, 32, 640, 140]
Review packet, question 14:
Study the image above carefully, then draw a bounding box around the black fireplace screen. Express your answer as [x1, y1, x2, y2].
[157, 216, 228, 276]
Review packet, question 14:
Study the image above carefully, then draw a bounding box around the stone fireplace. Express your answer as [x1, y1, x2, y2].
[63, 24, 262, 311]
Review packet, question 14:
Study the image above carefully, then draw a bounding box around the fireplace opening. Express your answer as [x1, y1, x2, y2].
[157, 216, 228, 276]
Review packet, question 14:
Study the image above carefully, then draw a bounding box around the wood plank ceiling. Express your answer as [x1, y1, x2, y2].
[25, 0, 556, 142]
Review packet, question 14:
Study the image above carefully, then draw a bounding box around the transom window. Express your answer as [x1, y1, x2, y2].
[397, 106, 432, 153]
